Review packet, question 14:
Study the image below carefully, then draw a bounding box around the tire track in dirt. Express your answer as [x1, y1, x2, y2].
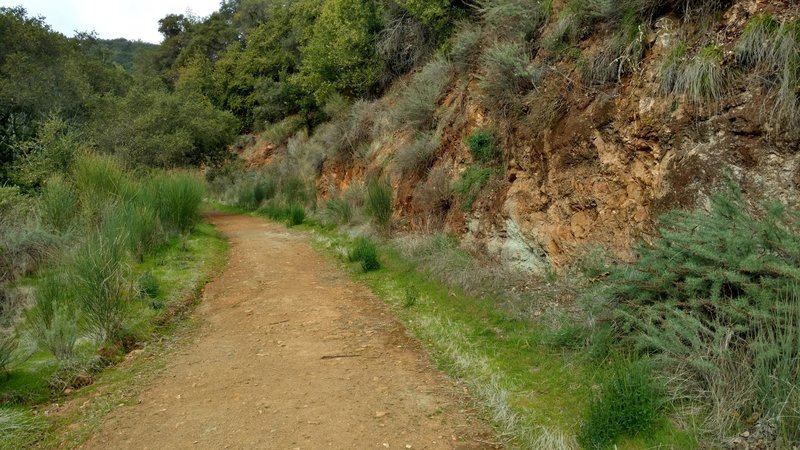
[81, 212, 496, 450]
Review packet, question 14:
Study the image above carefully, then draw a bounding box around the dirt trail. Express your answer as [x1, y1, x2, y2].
[81, 213, 496, 450]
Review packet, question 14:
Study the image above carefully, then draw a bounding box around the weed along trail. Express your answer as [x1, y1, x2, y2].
[81, 212, 495, 450]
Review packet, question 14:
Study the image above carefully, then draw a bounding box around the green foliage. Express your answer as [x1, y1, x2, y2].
[454, 166, 491, 210]
[404, 285, 419, 308]
[148, 172, 205, 235]
[735, 13, 780, 69]
[364, 178, 393, 227]
[26, 274, 78, 360]
[90, 84, 238, 168]
[392, 56, 453, 130]
[299, 0, 383, 101]
[578, 361, 664, 448]
[466, 129, 500, 163]
[658, 40, 688, 95]
[39, 176, 79, 232]
[673, 44, 727, 106]
[287, 204, 306, 226]
[102, 201, 162, 263]
[136, 272, 160, 301]
[70, 234, 130, 342]
[0, 333, 16, 375]
[348, 237, 381, 272]
[396, 0, 453, 31]
[10, 117, 84, 189]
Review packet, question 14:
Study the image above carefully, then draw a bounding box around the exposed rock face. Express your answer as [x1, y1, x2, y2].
[297, 0, 800, 272]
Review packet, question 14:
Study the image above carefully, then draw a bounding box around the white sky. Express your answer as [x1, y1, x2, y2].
[2, 0, 223, 43]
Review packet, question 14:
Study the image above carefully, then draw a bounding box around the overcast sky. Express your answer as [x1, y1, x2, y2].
[3, 0, 222, 43]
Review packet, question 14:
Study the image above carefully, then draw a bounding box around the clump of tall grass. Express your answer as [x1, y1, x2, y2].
[70, 234, 130, 343]
[578, 361, 664, 448]
[39, 175, 79, 232]
[673, 44, 727, 107]
[659, 40, 689, 95]
[413, 166, 453, 226]
[287, 204, 306, 226]
[393, 131, 440, 175]
[582, 18, 647, 86]
[322, 197, 353, 225]
[392, 56, 453, 130]
[479, 41, 542, 115]
[72, 153, 126, 214]
[102, 202, 162, 263]
[26, 274, 78, 360]
[148, 172, 204, 236]
[260, 115, 305, 144]
[735, 14, 780, 69]
[348, 237, 381, 272]
[364, 179, 393, 228]
[0, 333, 16, 375]
[477, 0, 550, 42]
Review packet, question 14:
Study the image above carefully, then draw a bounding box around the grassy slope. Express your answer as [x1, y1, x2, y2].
[0, 221, 227, 450]
[294, 220, 698, 449]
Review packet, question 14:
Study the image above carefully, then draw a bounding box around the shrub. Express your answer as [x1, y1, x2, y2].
[72, 152, 126, 206]
[149, 172, 204, 235]
[348, 237, 377, 262]
[392, 56, 453, 130]
[393, 131, 440, 175]
[0, 223, 57, 283]
[102, 202, 162, 263]
[287, 204, 306, 226]
[578, 361, 664, 448]
[323, 197, 353, 225]
[479, 41, 542, 115]
[364, 178, 393, 227]
[70, 234, 130, 342]
[477, 0, 550, 42]
[449, 21, 483, 69]
[414, 166, 453, 223]
[26, 274, 78, 360]
[261, 115, 305, 144]
[673, 44, 727, 106]
[39, 175, 79, 232]
[348, 237, 381, 272]
[466, 129, 500, 163]
[454, 166, 491, 210]
[378, 3, 438, 77]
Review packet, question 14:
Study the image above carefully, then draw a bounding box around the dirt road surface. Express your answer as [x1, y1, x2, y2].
[81, 213, 496, 450]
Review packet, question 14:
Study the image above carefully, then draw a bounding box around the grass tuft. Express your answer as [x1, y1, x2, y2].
[578, 360, 664, 448]
[673, 44, 727, 107]
[466, 129, 500, 163]
[364, 179, 393, 228]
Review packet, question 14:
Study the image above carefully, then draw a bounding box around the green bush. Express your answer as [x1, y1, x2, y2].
[39, 175, 79, 232]
[348, 237, 380, 272]
[364, 179, 393, 227]
[287, 204, 306, 226]
[578, 361, 664, 448]
[454, 166, 491, 210]
[149, 172, 204, 235]
[26, 274, 78, 360]
[70, 234, 130, 342]
[466, 129, 500, 163]
[0, 332, 17, 376]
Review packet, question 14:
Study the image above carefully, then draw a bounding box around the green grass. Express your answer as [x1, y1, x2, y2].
[303, 227, 696, 448]
[0, 220, 227, 449]
[466, 128, 500, 163]
[454, 166, 492, 210]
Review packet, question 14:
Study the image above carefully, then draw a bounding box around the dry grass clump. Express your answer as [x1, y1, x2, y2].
[479, 41, 543, 115]
[393, 131, 441, 175]
[392, 56, 453, 130]
[672, 44, 728, 107]
[413, 166, 453, 228]
[477, 0, 550, 42]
